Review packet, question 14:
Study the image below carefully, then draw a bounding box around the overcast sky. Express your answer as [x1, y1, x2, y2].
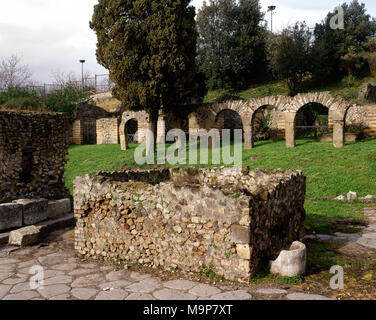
[1, 0, 375, 84]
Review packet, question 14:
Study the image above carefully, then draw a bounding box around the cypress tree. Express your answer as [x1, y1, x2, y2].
[90, 0, 199, 132]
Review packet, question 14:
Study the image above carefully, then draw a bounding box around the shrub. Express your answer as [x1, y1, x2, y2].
[340, 49, 370, 78]
[3, 96, 43, 111]
[362, 52, 376, 76]
[46, 86, 91, 121]
[0, 87, 44, 110]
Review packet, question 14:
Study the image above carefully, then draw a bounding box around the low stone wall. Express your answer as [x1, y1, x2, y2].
[74, 167, 306, 282]
[0, 111, 70, 203]
[0, 198, 71, 232]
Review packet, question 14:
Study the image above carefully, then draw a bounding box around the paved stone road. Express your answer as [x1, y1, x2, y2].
[0, 228, 333, 301]
[309, 207, 376, 250]
[0, 206, 374, 301]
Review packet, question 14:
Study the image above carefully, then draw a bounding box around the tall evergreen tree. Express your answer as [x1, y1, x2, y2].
[269, 22, 312, 96]
[90, 0, 199, 127]
[311, 0, 376, 83]
[197, 0, 267, 90]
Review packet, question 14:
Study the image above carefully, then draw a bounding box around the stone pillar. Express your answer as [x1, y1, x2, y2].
[156, 113, 166, 144]
[333, 120, 345, 148]
[208, 129, 220, 149]
[120, 121, 128, 150]
[188, 113, 200, 143]
[243, 126, 254, 150]
[145, 120, 155, 157]
[70, 120, 83, 145]
[284, 112, 296, 148]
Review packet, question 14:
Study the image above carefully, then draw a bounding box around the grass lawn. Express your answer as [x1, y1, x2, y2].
[65, 138, 376, 233]
[203, 76, 376, 104]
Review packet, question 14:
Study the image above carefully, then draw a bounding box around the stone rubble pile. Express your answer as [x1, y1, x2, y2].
[335, 191, 376, 203]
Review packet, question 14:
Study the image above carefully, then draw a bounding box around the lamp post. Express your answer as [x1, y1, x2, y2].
[79, 59, 86, 91]
[268, 5, 276, 34]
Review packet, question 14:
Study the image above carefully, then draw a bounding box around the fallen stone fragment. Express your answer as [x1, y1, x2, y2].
[8, 226, 40, 247]
[334, 195, 347, 202]
[347, 191, 358, 202]
[359, 195, 376, 203]
[270, 241, 306, 277]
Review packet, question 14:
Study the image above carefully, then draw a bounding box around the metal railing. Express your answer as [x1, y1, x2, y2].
[0, 74, 114, 98]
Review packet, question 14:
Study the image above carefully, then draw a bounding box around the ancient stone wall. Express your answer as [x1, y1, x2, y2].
[0, 111, 70, 203]
[187, 93, 376, 149]
[96, 118, 119, 144]
[91, 91, 122, 112]
[120, 111, 150, 150]
[363, 105, 376, 137]
[70, 120, 82, 145]
[73, 167, 306, 282]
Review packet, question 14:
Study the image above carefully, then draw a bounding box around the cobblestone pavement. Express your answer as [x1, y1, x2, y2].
[0, 206, 375, 301]
[0, 228, 331, 301]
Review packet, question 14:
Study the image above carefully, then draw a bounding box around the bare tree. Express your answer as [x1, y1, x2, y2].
[51, 71, 79, 87]
[50, 70, 93, 88]
[0, 54, 33, 88]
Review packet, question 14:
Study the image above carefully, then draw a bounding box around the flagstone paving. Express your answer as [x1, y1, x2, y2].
[0, 206, 375, 301]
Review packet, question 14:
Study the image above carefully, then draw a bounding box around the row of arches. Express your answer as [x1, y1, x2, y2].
[119, 92, 353, 150]
[189, 92, 352, 149]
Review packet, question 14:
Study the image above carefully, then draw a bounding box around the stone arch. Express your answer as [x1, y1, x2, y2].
[243, 96, 291, 149]
[120, 111, 150, 150]
[188, 100, 249, 147]
[284, 92, 352, 148]
[214, 108, 244, 142]
[248, 96, 292, 114]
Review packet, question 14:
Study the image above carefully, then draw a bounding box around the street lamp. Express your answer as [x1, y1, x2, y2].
[268, 5, 276, 34]
[79, 59, 86, 91]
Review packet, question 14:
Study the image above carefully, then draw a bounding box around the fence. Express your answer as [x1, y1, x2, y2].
[0, 74, 114, 98]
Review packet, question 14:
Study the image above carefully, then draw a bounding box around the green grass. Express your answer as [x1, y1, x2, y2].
[251, 264, 304, 285]
[203, 75, 376, 104]
[65, 139, 376, 232]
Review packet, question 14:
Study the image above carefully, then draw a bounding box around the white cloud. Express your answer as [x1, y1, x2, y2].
[0, 0, 106, 83]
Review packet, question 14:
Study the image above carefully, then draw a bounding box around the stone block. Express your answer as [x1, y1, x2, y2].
[318, 134, 333, 142]
[334, 195, 347, 202]
[0, 204, 23, 231]
[13, 199, 48, 225]
[231, 225, 250, 244]
[47, 199, 72, 219]
[236, 244, 251, 260]
[347, 191, 358, 202]
[8, 226, 40, 247]
[359, 195, 376, 203]
[270, 241, 306, 277]
[345, 133, 358, 143]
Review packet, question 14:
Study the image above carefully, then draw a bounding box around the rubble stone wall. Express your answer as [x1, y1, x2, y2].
[96, 118, 119, 144]
[74, 167, 306, 282]
[0, 111, 70, 203]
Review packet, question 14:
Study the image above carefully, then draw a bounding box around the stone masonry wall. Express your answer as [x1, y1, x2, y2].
[74, 167, 306, 282]
[96, 118, 119, 144]
[0, 111, 70, 203]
